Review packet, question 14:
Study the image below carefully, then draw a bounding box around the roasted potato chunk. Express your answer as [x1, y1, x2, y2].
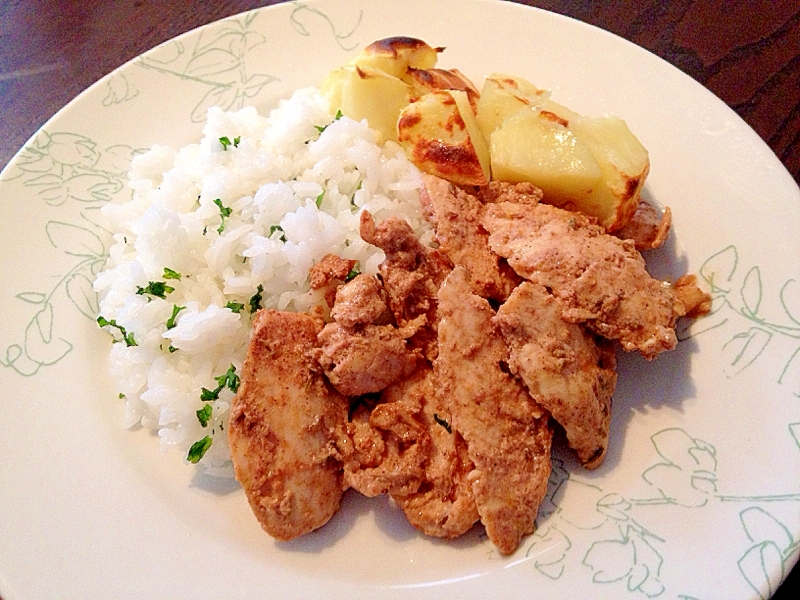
[490, 107, 603, 205]
[398, 89, 490, 186]
[354, 36, 441, 78]
[476, 73, 548, 139]
[478, 72, 649, 231]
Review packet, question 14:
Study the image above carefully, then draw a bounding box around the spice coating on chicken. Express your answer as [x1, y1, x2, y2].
[436, 266, 553, 555]
[343, 381, 429, 497]
[483, 201, 683, 359]
[615, 200, 672, 250]
[359, 210, 452, 360]
[228, 309, 349, 541]
[495, 282, 617, 469]
[419, 173, 519, 301]
[316, 322, 421, 396]
[329, 273, 390, 329]
[391, 365, 480, 539]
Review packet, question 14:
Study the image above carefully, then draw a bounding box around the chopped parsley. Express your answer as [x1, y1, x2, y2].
[97, 316, 137, 347]
[166, 304, 185, 329]
[200, 364, 240, 401]
[344, 265, 360, 282]
[187, 435, 213, 463]
[214, 198, 233, 234]
[162, 267, 181, 280]
[225, 301, 245, 313]
[314, 110, 344, 134]
[249, 284, 264, 313]
[269, 224, 287, 242]
[196, 404, 213, 427]
[433, 413, 452, 434]
[315, 191, 324, 208]
[219, 135, 240, 150]
[136, 281, 175, 299]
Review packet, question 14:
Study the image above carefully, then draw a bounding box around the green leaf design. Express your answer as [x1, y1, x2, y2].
[46, 221, 105, 257]
[740, 507, 795, 553]
[737, 541, 784, 600]
[15, 292, 47, 305]
[66, 273, 99, 319]
[780, 279, 800, 326]
[584, 538, 633, 583]
[24, 306, 73, 366]
[740, 266, 763, 318]
[722, 328, 771, 376]
[191, 85, 237, 123]
[699, 245, 738, 293]
[186, 48, 240, 77]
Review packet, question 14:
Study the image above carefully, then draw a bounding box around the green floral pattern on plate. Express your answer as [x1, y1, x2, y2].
[0, 2, 797, 598]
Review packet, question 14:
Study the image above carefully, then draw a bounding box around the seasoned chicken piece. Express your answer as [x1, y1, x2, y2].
[360, 210, 452, 359]
[495, 282, 617, 469]
[391, 365, 480, 539]
[316, 322, 421, 396]
[483, 201, 684, 359]
[436, 267, 553, 555]
[343, 382, 430, 497]
[309, 253, 357, 289]
[309, 253, 357, 307]
[615, 200, 672, 250]
[420, 173, 519, 301]
[228, 310, 349, 541]
[477, 179, 543, 205]
[329, 273, 390, 328]
[671, 274, 712, 319]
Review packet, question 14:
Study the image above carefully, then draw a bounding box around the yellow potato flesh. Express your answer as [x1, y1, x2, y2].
[353, 37, 439, 78]
[337, 66, 413, 143]
[569, 116, 650, 230]
[398, 90, 489, 186]
[476, 74, 548, 139]
[490, 108, 602, 205]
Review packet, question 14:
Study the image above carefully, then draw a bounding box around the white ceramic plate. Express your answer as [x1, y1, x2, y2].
[1, 1, 799, 598]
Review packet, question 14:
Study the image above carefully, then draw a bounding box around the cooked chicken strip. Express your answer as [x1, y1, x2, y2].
[483, 201, 684, 359]
[316, 322, 421, 396]
[420, 173, 519, 301]
[436, 266, 553, 555]
[309, 253, 357, 289]
[329, 273, 390, 329]
[391, 365, 480, 539]
[343, 382, 429, 497]
[228, 310, 349, 541]
[477, 179, 543, 205]
[615, 200, 672, 250]
[360, 210, 452, 360]
[495, 282, 617, 469]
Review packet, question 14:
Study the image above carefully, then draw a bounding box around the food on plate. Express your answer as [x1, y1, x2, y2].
[94, 87, 432, 474]
[228, 310, 349, 540]
[324, 45, 650, 232]
[95, 36, 710, 555]
[397, 89, 491, 187]
[435, 266, 553, 554]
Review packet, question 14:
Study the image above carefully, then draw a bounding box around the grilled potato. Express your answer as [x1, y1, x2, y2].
[404, 67, 480, 107]
[476, 73, 549, 139]
[478, 73, 649, 231]
[397, 89, 490, 186]
[353, 36, 440, 78]
[568, 115, 650, 230]
[322, 65, 413, 143]
[490, 107, 603, 205]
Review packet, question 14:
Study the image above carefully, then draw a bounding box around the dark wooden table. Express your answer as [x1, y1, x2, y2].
[0, 1, 797, 598]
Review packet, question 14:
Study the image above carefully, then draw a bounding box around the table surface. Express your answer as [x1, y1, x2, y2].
[0, 1, 797, 598]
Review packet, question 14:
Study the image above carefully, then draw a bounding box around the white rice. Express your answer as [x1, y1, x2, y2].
[94, 88, 431, 475]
